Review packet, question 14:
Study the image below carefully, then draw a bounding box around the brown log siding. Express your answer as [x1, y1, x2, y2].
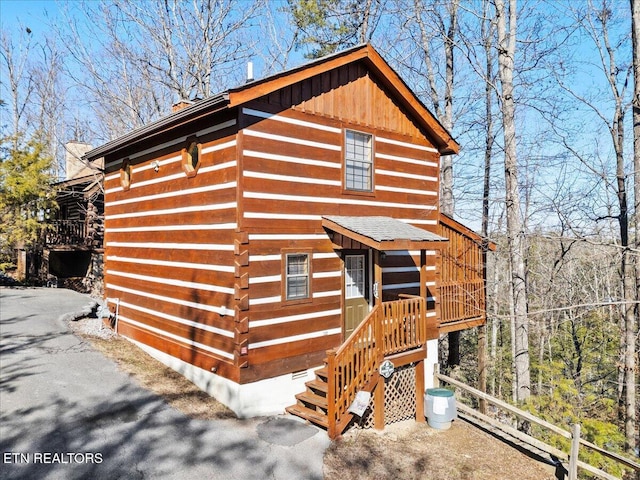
[236, 90, 442, 380]
[103, 129, 239, 374]
[102, 66, 447, 385]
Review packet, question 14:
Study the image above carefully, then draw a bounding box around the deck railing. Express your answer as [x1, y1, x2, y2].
[440, 279, 485, 324]
[380, 297, 427, 354]
[43, 220, 87, 245]
[438, 216, 488, 327]
[41, 219, 104, 247]
[326, 296, 427, 438]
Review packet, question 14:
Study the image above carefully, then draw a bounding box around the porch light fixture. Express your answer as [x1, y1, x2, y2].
[151, 160, 160, 172]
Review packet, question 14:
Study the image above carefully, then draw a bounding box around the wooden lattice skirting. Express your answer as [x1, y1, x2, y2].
[353, 364, 417, 430]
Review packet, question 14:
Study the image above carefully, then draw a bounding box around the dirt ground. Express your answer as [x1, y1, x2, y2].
[70, 317, 559, 479]
[324, 419, 558, 480]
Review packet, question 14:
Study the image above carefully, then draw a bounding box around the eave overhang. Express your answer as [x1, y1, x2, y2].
[323, 216, 448, 251]
[83, 93, 230, 162]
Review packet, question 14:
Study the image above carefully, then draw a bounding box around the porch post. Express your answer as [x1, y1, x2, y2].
[415, 359, 425, 423]
[327, 348, 337, 439]
[374, 375, 385, 431]
[419, 249, 427, 299]
[374, 304, 385, 430]
[374, 249, 383, 306]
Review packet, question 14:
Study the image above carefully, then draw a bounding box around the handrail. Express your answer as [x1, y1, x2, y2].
[41, 219, 104, 247]
[327, 304, 381, 438]
[436, 372, 639, 479]
[327, 297, 427, 438]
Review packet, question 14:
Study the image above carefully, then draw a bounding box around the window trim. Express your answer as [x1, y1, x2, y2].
[120, 158, 132, 191]
[281, 249, 313, 305]
[343, 128, 374, 193]
[182, 136, 201, 178]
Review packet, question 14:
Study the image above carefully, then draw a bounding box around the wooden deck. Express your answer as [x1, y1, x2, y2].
[439, 214, 492, 331]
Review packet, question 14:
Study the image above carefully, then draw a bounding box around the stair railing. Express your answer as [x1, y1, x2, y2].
[326, 296, 427, 438]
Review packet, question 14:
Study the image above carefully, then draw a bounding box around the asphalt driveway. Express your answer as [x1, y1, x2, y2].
[0, 287, 329, 480]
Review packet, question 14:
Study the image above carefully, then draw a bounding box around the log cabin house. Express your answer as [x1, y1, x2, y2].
[18, 142, 104, 294]
[84, 44, 493, 438]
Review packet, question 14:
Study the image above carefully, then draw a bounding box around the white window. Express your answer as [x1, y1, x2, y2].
[345, 130, 373, 191]
[286, 254, 310, 300]
[345, 254, 365, 299]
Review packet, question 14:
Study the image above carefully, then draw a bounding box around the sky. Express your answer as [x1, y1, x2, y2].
[1, 0, 634, 229]
[1, 0, 62, 36]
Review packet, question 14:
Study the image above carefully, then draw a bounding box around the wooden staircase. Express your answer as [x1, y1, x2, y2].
[286, 365, 330, 429]
[287, 296, 430, 438]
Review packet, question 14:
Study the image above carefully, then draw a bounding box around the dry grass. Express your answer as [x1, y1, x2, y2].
[71, 318, 235, 420]
[71, 317, 559, 479]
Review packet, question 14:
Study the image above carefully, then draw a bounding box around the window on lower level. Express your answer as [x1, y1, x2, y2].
[285, 253, 310, 301]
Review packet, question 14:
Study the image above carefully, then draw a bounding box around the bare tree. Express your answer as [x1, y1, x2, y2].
[57, 0, 262, 139]
[495, 0, 530, 403]
[0, 27, 34, 148]
[628, 0, 639, 455]
[478, 0, 497, 407]
[255, 1, 299, 76]
[547, 0, 635, 451]
[29, 36, 69, 178]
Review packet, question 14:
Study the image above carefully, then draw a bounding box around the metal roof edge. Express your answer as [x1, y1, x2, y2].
[83, 92, 229, 161]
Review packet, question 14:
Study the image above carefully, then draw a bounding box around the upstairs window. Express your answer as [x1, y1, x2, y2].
[120, 159, 132, 190]
[285, 253, 310, 301]
[182, 138, 201, 177]
[345, 130, 373, 191]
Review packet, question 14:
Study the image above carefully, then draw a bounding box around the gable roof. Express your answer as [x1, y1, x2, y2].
[85, 44, 459, 162]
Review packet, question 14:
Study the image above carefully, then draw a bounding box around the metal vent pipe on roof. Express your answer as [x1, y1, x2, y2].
[247, 61, 254, 83]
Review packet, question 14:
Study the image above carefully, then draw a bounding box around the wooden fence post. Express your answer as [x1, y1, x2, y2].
[433, 363, 440, 388]
[374, 307, 385, 431]
[327, 349, 337, 439]
[568, 423, 581, 480]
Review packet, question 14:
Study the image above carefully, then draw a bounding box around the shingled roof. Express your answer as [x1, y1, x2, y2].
[322, 216, 447, 251]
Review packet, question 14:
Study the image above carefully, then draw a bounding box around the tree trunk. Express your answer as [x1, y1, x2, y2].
[479, 0, 495, 409]
[442, 0, 460, 367]
[627, 0, 639, 454]
[496, 0, 530, 402]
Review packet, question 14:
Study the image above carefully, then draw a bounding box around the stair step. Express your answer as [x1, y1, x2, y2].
[296, 391, 328, 409]
[315, 367, 328, 379]
[286, 404, 329, 428]
[306, 378, 328, 394]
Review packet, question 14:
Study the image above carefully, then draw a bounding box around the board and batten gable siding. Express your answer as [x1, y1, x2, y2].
[102, 119, 242, 381]
[234, 62, 443, 382]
